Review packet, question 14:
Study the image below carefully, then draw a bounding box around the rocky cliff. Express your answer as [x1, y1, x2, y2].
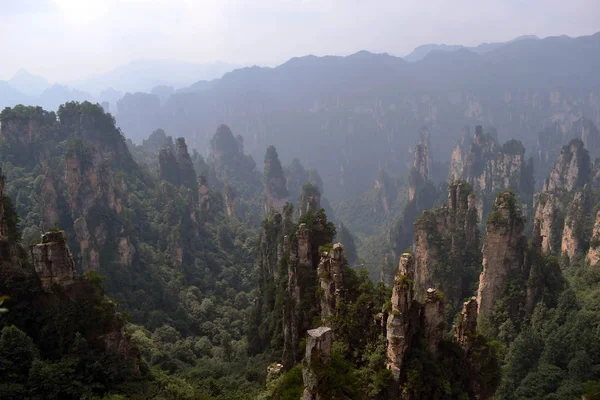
[300, 327, 333, 400]
[450, 125, 534, 222]
[587, 211, 600, 267]
[30, 231, 76, 290]
[533, 139, 598, 263]
[409, 143, 429, 202]
[477, 191, 528, 317]
[413, 181, 480, 309]
[317, 243, 345, 323]
[264, 146, 290, 212]
[385, 252, 497, 399]
[386, 252, 419, 386]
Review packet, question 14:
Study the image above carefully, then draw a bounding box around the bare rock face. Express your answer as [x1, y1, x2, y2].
[534, 193, 565, 255]
[301, 327, 333, 400]
[587, 211, 600, 266]
[30, 231, 76, 290]
[449, 126, 533, 222]
[544, 139, 591, 192]
[283, 222, 314, 368]
[477, 191, 527, 317]
[561, 191, 588, 261]
[223, 184, 236, 217]
[409, 143, 429, 202]
[422, 288, 445, 355]
[534, 139, 596, 263]
[317, 243, 345, 322]
[455, 297, 478, 354]
[413, 181, 479, 308]
[386, 252, 418, 383]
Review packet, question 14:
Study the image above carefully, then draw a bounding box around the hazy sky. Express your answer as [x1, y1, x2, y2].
[1, 0, 599, 82]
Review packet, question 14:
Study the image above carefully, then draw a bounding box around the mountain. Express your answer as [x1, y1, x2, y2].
[7, 69, 51, 96]
[403, 34, 541, 62]
[0, 81, 32, 110]
[68, 59, 240, 95]
[115, 32, 600, 202]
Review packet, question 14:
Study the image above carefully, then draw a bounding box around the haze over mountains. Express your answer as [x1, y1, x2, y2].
[0, 59, 239, 111]
[1, 31, 600, 201]
[114, 31, 600, 200]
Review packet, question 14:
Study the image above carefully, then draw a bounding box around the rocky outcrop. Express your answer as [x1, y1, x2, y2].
[533, 193, 565, 255]
[422, 288, 445, 355]
[30, 231, 76, 290]
[587, 211, 600, 266]
[449, 125, 534, 222]
[413, 181, 479, 308]
[386, 252, 418, 384]
[264, 146, 289, 212]
[454, 297, 478, 354]
[409, 143, 429, 202]
[298, 184, 321, 217]
[544, 139, 591, 192]
[534, 139, 596, 262]
[317, 243, 345, 322]
[477, 191, 527, 317]
[301, 327, 333, 400]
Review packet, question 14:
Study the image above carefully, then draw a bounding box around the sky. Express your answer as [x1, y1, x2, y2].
[1, 0, 599, 82]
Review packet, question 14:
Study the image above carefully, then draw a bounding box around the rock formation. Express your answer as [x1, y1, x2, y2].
[533, 139, 597, 262]
[449, 125, 533, 222]
[158, 137, 198, 190]
[454, 297, 478, 354]
[301, 327, 333, 400]
[282, 211, 335, 368]
[386, 252, 419, 384]
[409, 143, 429, 202]
[422, 288, 445, 355]
[477, 191, 527, 317]
[413, 181, 479, 309]
[317, 243, 345, 322]
[298, 184, 321, 217]
[30, 231, 76, 290]
[587, 211, 600, 267]
[543, 139, 591, 193]
[264, 146, 289, 212]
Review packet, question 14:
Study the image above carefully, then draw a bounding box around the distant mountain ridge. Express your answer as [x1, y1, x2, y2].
[403, 34, 540, 62]
[112, 31, 600, 201]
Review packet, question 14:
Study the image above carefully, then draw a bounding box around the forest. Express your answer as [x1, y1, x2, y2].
[0, 98, 599, 400]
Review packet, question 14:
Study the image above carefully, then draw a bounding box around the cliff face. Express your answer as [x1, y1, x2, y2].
[282, 211, 336, 368]
[449, 126, 533, 222]
[317, 243, 345, 323]
[298, 184, 321, 217]
[544, 139, 591, 192]
[30, 231, 76, 290]
[409, 143, 429, 202]
[455, 297, 478, 354]
[533, 139, 597, 263]
[264, 146, 290, 212]
[413, 181, 479, 309]
[385, 252, 496, 399]
[477, 191, 528, 317]
[386, 253, 419, 385]
[300, 327, 333, 400]
[587, 211, 600, 267]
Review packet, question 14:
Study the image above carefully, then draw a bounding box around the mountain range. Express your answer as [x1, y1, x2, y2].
[113, 31, 600, 201]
